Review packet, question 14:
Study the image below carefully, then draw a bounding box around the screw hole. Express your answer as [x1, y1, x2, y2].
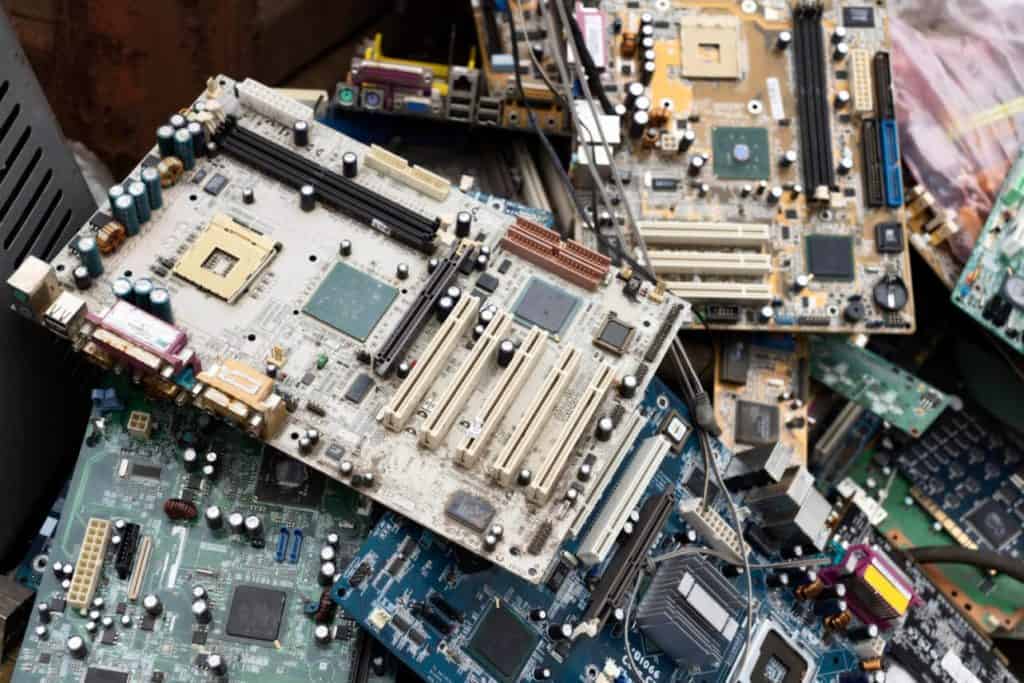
[309, 254, 318, 262]
[246, 334, 256, 342]
[189, 194, 198, 201]
[123, 270, 133, 278]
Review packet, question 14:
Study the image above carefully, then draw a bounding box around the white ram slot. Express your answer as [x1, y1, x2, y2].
[569, 410, 647, 537]
[526, 362, 615, 503]
[577, 436, 672, 566]
[678, 498, 743, 563]
[487, 345, 581, 486]
[419, 310, 513, 449]
[379, 295, 479, 431]
[648, 250, 772, 276]
[637, 221, 771, 247]
[455, 327, 546, 467]
[665, 281, 773, 303]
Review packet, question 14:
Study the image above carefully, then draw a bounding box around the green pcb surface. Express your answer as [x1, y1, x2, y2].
[810, 335, 951, 437]
[953, 148, 1024, 355]
[711, 126, 771, 180]
[12, 383, 394, 683]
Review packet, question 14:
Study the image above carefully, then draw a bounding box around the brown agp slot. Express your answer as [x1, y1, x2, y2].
[500, 217, 611, 290]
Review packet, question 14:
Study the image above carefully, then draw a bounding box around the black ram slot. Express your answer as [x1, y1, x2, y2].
[861, 118, 885, 207]
[581, 491, 674, 629]
[214, 120, 439, 252]
[372, 244, 472, 376]
[793, 3, 836, 198]
[872, 52, 895, 119]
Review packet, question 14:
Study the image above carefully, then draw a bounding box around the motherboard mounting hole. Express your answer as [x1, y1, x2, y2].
[124, 270, 133, 278]
[643, 320, 651, 327]
[246, 334, 256, 342]
[189, 194, 198, 201]
[290, 431, 299, 440]
[336, 588, 347, 598]
[657, 395, 669, 409]
[509, 546, 521, 556]
[292, 309, 300, 315]
[309, 254, 317, 262]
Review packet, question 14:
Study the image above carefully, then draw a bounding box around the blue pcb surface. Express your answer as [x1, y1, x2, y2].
[335, 377, 863, 683]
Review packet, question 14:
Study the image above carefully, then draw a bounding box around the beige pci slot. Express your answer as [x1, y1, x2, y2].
[648, 250, 772, 277]
[127, 536, 153, 601]
[665, 281, 774, 303]
[678, 498, 743, 563]
[456, 327, 546, 467]
[527, 362, 616, 503]
[419, 310, 513, 449]
[487, 345, 581, 486]
[380, 295, 479, 431]
[850, 49, 874, 114]
[365, 145, 451, 201]
[569, 410, 647, 537]
[67, 518, 111, 610]
[637, 221, 771, 248]
[578, 436, 673, 566]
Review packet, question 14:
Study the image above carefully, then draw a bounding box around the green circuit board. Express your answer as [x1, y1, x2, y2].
[12, 383, 395, 683]
[809, 335, 951, 437]
[953, 148, 1024, 355]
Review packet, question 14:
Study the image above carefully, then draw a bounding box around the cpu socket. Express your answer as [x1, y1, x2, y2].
[173, 213, 278, 303]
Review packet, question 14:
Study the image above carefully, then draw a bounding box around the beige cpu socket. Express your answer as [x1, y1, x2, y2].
[173, 213, 277, 302]
[680, 16, 741, 80]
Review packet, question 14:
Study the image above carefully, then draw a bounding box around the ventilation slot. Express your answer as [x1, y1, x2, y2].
[0, 80, 9, 105]
[0, 103, 17, 147]
[0, 144, 40, 227]
[18, 194, 66, 267]
[6, 169, 54, 250]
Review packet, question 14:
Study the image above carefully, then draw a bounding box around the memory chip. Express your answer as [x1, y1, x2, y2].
[476, 272, 499, 293]
[467, 605, 539, 682]
[225, 585, 287, 642]
[875, 222, 904, 254]
[345, 373, 374, 404]
[514, 278, 579, 333]
[203, 173, 229, 196]
[445, 491, 496, 533]
[843, 6, 875, 27]
[735, 400, 780, 446]
[805, 235, 855, 281]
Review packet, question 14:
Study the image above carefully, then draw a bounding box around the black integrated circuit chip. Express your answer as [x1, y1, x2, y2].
[226, 585, 287, 642]
[875, 222, 904, 254]
[255, 446, 326, 507]
[466, 605, 539, 682]
[719, 337, 751, 385]
[203, 173, 229, 196]
[514, 278, 579, 333]
[965, 499, 1019, 548]
[444, 491, 496, 533]
[842, 6, 875, 27]
[749, 630, 811, 683]
[805, 235, 855, 281]
[735, 400, 780, 446]
[345, 373, 374, 404]
[84, 668, 130, 683]
[475, 272, 499, 293]
[593, 316, 635, 355]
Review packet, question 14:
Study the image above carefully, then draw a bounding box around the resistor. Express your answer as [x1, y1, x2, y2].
[163, 498, 198, 521]
[314, 589, 337, 624]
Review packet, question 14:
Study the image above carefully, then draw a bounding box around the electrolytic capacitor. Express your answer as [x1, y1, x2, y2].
[767, 186, 783, 204]
[314, 623, 332, 644]
[319, 561, 337, 586]
[173, 127, 195, 169]
[156, 125, 176, 157]
[848, 624, 879, 642]
[776, 30, 792, 50]
[533, 668, 552, 680]
[766, 572, 790, 589]
[838, 157, 854, 175]
[37, 603, 51, 624]
[832, 26, 848, 44]
[818, 583, 847, 601]
[479, 308, 495, 327]
[455, 210, 473, 238]
[396, 263, 409, 280]
[244, 515, 263, 540]
[141, 167, 163, 210]
[187, 121, 206, 158]
[34, 625, 48, 641]
[132, 278, 153, 311]
[833, 42, 849, 61]
[619, 374, 638, 398]
[112, 277, 133, 301]
[169, 113, 187, 130]
[634, 95, 651, 112]
[497, 339, 516, 367]
[205, 505, 223, 531]
[293, 120, 310, 147]
[325, 532, 340, 548]
[320, 546, 337, 564]
[547, 623, 572, 641]
[517, 468, 532, 486]
[300, 184, 316, 211]
[77, 236, 103, 277]
[435, 295, 454, 322]
[396, 362, 411, 379]
[207, 653, 227, 676]
[530, 608, 547, 621]
[624, 82, 645, 109]
[679, 128, 696, 151]
[149, 288, 173, 323]
[242, 187, 255, 204]
[688, 155, 705, 177]
[192, 599, 212, 624]
[107, 183, 125, 208]
[143, 593, 163, 616]
[629, 110, 649, 139]
[814, 598, 847, 616]
[114, 194, 140, 236]
[182, 448, 199, 472]
[835, 90, 851, 108]
[339, 239, 352, 257]
[780, 149, 798, 167]
[66, 635, 88, 659]
[641, 61, 656, 85]
[342, 151, 358, 178]
[228, 511, 246, 534]
[595, 416, 614, 441]
[128, 181, 151, 223]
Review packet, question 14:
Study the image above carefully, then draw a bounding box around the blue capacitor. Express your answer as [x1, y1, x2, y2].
[141, 167, 163, 210]
[132, 278, 154, 311]
[148, 287, 173, 322]
[107, 183, 125, 209]
[128, 181, 151, 224]
[77, 236, 103, 277]
[173, 128, 195, 169]
[156, 125, 175, 157]
[113, 194, 139, 236]
[112, 278, 133, 301]
[187, 121, 206, 158]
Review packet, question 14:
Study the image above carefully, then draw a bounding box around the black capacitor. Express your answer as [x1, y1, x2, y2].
[640, 11, 654, 27]
[619, 374, 638, 398]
[192, 585, 208, 602]
[242, 187, 255, 204]
[342, 152, 358, 178]
[455, 211, 473, 238]
[319, 561, 337, 586]
[679, 128, 696, 151]
[497, 339, 516, 367]
[547, 623, 572, 640]
[37, 603, 51, 624]
[436, 295, 454, 322]
[169, 114, 187, 130]
[624, 82, 645, 109]
[300, 184, 316, 211]
[529, 608, 547, 621]
[191, 599, 212, 624]
[722, 564, 745, 578]
[396, 361, 411, 379]
[183, 448, 199, 472]
[641, 61, 656, 85]
[629, 110, 649, 139]
[244, 514, 263, 540]
[293, 120, 310, 147]
[475, 253, 488, 271]
[396, 263, 409, 280]
[534, 668, 552, 680]
[427, 257, 439, 273]
[688, 155, 705, 177]
[314, 624, 332, 645]
[818, 583, 847, 601]
[776, 30, 792, 50]
[848, 624, 879, 642]
[51, 561, 63, 579]
[143, 593, 163, 616]
[595, 416, 614, 442]
[73, 265, 92, 290]
[207, 654, 227, 676]
[66, 635, 88, 659]
[205, 505, 223, 530]
[339, 239, 352, 256]
[206, 141, 218, 158]
[766, 572, 790, 589]
[61, 564, 74, 581]
[479, 307, 495, 327]
[156, 125, 175, 156]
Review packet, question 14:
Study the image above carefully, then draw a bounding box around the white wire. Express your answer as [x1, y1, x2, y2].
[549, 0, 650, 267]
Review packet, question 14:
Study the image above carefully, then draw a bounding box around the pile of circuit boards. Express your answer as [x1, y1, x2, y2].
[3, 1, 1023, 682]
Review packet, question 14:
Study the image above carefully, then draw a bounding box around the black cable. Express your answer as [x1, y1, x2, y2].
[561, 0, 614, 114]
[906, 546, 1024, 583]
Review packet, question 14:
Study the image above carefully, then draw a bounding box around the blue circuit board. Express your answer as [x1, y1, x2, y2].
[334, 377, 865, 683]
[467, 191, 556, 229]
